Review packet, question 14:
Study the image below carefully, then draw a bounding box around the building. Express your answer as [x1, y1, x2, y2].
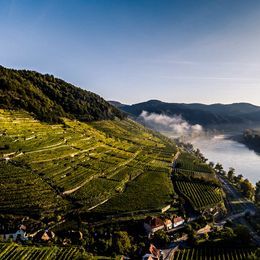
[142, 244, 163, 260]
[144, 217, 165, 234]
[164, 219, 172, 230]
[173, 216, 185, 228]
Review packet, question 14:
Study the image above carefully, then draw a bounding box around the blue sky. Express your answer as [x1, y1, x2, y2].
[1, 0, 260, 105]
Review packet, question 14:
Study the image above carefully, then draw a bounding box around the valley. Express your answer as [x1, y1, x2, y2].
[0, 67, 259, 259]
[1, 1, 260, 259]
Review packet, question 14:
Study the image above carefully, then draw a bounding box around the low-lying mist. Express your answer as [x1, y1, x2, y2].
[137, 111, 260, 184]
[138, 111, 204, 140]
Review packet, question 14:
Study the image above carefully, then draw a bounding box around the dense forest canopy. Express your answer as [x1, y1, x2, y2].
[0, 66, 125, 123]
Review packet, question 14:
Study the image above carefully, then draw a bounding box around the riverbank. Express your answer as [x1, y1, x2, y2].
[188, 134, 260, 185]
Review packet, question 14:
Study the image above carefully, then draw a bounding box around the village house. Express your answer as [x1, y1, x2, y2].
[142, 244, 163, 260]
[173, 216, 185, 228]
[144, 217, 174, 234]
[164, 219, 172, 230]
[144, 217, 165, 234]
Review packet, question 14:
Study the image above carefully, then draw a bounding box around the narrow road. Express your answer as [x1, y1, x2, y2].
[219, 176, 256, 215]
[218, 175, 260, 245]
[88, 199, 109, 211]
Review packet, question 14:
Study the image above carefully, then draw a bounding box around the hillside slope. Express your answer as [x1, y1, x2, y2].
[0, 109, 224, 220]
[0, 66, 124, 123]
[0, 109, 177, 218]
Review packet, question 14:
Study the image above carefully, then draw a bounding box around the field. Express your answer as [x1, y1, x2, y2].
[0, 243, 86, 260]
[176, 152, 213, 174]
[173, 151, 224, 211]
[172, 247, 256, 260]
[175, 181, 223, 210]
[0, 109, 176, 217]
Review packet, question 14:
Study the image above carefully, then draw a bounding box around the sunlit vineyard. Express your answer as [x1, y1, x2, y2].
[172, 149, 224, 211]
[177, 152, 213, 173]
[174, 168, 218, 183]
[175, 181, 223, 210]
[172, 247, 255, 260]
[0, 109, 176, 216]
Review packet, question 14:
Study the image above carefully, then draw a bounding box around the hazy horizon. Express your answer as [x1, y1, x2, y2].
[1, 0, 260, 105]
[110, 99, 260, 107]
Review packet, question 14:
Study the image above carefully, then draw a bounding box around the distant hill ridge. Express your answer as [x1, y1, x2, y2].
[0, 66, 125, 123]
[111, 99, 260, 126]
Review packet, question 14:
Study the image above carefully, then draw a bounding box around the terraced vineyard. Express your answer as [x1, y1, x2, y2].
[0, 109, 176, 217]
[175, 181, 223, 210]
[173, 151, 224, 211]
[176, 152, 213, 173]
[174, 168, 217, 183]
[173, 247, 255, 260]
[0, 243, 86, 259]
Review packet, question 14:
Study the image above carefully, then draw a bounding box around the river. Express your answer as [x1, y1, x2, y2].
[190, 134, 260, 185]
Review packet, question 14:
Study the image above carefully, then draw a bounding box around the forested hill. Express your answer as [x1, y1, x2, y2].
[117, 99, 260, 126]
[0, 66, 125, 123]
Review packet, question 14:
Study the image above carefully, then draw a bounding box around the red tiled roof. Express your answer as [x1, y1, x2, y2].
[151, 217, 164, 228]
[173, 217, 184, 224]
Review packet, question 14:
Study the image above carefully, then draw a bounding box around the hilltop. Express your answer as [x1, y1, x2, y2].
[0, 66, 125, 123]
[115, 99, 260, 126]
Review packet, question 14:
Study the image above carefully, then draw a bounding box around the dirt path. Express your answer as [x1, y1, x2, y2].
[63, 148, 141, 195]
[106, 149, 142, 178]
[88, 199, 109, 211]
[25, 144, 68, 154]
[31, 145, 101, 163]
[62, 175, 96, 195]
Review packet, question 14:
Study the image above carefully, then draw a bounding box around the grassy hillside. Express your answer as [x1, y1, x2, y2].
[0, 66, 124, 123]
[0, 109, 177, 218]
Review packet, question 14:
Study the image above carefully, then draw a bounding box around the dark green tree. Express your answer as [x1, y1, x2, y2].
[112, 231, 132, 255]
[240, 179, 254, 200]
[227, 167, 235, 181]
[215, 163, 223, 174]
[153, 230, 170, 247]
[234, 225, 251, 245]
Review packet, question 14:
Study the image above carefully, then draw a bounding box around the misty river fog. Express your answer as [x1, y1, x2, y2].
[190, 135, 260, 185]
[140, 111, 260, 185]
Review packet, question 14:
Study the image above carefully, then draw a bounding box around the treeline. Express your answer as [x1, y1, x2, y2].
[243, 129, 260, 152]
[0, 66, 125, 123]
